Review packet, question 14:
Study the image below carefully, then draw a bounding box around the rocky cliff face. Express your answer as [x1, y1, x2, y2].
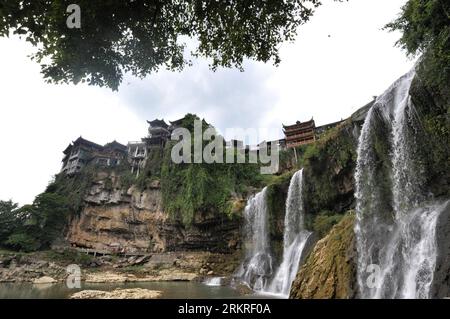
[66, 172, 241, 254]
[289, 213, 357, 299]
[302, 121, 360, 217]
[406, 75, 450, 298]
[431, 200, 450, 298]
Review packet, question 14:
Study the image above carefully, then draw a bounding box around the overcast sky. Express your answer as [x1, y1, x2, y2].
[0, 0, 415, 205]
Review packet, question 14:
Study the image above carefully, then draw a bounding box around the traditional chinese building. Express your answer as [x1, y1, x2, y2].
[146, 119, 170, 148]
[226, 139, 244, 149]
[168, 117, 185, 132]
[95, 141, 127, 167]
[283, 119, 316, 148]
[128, 119, 171, 176]
[61, 137, 126, 175]
[127, 141, 147, 176]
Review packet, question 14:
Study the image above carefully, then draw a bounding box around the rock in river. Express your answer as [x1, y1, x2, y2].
[70, 288, 162, 299]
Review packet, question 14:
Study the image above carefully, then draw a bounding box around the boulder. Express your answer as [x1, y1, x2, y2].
[70, 288, 161, 299]
[33, 276, 57, 284]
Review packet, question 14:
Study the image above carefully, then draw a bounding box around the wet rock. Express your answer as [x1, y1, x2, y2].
[33, 276, 57, 284]
[133, 255, 150, 265]
[70, 288, 161, 299]
[290, 214, 357, 299]
[85, 270, 197, 283]
[234, 284, 253, 295]
[431, 200, 450, 298]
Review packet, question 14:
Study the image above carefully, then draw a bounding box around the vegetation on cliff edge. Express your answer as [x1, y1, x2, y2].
[160, 114, 264, 226]
[386, 0, 450, 101]
[290, 212, 356, 299]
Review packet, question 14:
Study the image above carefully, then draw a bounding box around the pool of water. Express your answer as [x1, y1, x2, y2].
[0, 281, 262, 299]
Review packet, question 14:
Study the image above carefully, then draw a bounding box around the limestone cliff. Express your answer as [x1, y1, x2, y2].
[289, 213, 357, 299]
[431, 200, 450, 298]
[66, 171, 241, 254]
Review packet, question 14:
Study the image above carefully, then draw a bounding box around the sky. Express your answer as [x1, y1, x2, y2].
[0, 0, 415, 206]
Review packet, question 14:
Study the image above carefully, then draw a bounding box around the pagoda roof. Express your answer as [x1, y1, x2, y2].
[169, 115, 209, 128]
[73, 136, 103, 150]
[169, 117, 186, 126]
[104, 140, 127, 152]
[147, 119, 168, 128]
[282, 119, 315, 130]
[63, 144, 73, 155]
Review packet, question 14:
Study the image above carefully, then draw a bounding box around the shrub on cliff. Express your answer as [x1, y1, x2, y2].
[135, 147, 164, 190]
[46, 164, 96, 214]
[387, 0, 450, 198]
[0, 200, 20, 245]
[2, 193, 69, 252]
[312, 211, 344, 238]
[300, 122, 358, 215]
[160, 114, 262, 226]
[386, 0, 450, 100]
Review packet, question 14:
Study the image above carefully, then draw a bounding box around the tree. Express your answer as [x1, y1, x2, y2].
[386, 0, 450, 98]
[0, 0, 336, 90]
[1, 193, 69, 251]
[29, 192, 70, 247]
[0, 200, 20, 244]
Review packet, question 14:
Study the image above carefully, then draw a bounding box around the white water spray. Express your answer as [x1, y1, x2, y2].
[236, 187, 273, 291]
[266, 169, 311, 297]
[203, 277, 223, 286]
[355, 70, 443, 299]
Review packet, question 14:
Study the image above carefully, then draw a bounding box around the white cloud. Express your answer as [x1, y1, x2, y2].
[0, 38, 145, 205]
[0, 0, 413, 205]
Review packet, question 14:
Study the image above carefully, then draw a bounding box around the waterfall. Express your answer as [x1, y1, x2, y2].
[203, 277, 223, 286]
[236, 170, 312, 297]
[266, 169, 312, 297]
[236, 187, 273, 291]
[355, 70, 444, 298]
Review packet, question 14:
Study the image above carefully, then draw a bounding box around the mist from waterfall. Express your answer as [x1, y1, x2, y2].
[236, 187, 273, 291]
[355, 70, 444, 299]
[266, 169, 311, 297]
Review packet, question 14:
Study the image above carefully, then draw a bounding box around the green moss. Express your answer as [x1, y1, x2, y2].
[299, 122, 358, 215]
[135, 147, 164, 191]
[45, 164, 97, 214]
[160, 114, 263, 226]
[290, 212, 356, 299]
[410, 77, 450, 197]
[312, 211, 345, 238]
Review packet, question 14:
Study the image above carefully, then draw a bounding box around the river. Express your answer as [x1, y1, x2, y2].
[0, 281, 266, 299]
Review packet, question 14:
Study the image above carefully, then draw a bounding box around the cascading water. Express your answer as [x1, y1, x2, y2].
[236, 187, 273, 291]
[266, 169, 312, 297]
[355, 70, 445, 299]
[203, 277, 223, 286]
